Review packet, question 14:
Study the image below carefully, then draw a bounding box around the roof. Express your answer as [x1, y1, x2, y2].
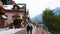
[3, 5, 13, 10]
[3, 4, 26, 11]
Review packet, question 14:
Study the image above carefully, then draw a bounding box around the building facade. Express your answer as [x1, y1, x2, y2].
[0, 0, 29, 28]
[4, 4, 25, 22]
[3, 3, 29, 26]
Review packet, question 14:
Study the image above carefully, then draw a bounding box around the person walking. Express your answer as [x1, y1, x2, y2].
[29, 24, 33, 34]
[26, 24, 33, 34]
[26, 24, 30, 34]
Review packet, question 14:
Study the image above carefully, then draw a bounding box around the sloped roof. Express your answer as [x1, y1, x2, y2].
[3, 5, 13, 10]
[3, 4, 25, 10]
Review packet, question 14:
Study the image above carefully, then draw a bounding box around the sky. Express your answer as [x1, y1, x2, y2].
[13, 0, 60, 18]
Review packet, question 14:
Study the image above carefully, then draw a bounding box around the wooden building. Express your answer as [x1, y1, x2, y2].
[3, 3, 29, 27]
[0, 0, 29, 28]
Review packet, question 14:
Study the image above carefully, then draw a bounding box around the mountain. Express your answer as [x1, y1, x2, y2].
[31, 7, 60, 22]
[53, 7, 60, 15]
[31, 14, 43, 22]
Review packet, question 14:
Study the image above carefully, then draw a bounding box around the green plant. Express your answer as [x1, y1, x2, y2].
[43, 8, 60, 34]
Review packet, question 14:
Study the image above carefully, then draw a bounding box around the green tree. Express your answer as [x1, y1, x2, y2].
[43, 8, 60, 34]
[13, 19, 22, 26]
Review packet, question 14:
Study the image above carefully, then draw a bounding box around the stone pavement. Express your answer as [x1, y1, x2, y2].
[14, 26, 50, 34]
[15, 26, 37, 34]
[15, 30, 27, 34]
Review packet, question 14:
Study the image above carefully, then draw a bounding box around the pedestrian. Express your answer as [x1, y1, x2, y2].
[26, 23, 33, 34]
[29, 24, 33, 34]
[26, 24, 30, 34]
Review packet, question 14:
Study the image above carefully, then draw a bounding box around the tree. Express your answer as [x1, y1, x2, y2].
[43, 8, 60, 34]
[13, 19, 22, 26]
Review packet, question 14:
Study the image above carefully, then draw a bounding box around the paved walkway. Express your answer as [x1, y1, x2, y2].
[15, 26, 50, 34]
[15, 26, 37, 34]
[15, 30, 27, 34]
[32, 26, 36, 34]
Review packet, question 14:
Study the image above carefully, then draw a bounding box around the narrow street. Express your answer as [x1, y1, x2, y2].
[32, 26, 36, 34]
[15, 26, 36, 34]
[0, 25, 50, 34]
[15, 26, 40, 34]
[15, 30, 27, 34]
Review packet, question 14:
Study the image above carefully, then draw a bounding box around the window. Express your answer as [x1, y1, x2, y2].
[12, 15, 20, 19]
